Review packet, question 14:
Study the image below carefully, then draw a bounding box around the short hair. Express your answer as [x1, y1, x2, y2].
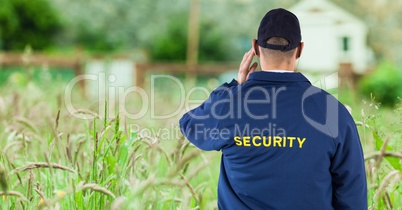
[260, 37, 296, 65]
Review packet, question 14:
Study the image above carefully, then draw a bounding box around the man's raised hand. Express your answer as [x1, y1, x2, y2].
[237, 48, 258, 85]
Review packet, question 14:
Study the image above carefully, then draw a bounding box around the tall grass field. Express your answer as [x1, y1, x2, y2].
[0, 75, 401, 209]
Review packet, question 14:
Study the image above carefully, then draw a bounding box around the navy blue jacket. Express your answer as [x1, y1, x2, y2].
[180, 71, 367, 210]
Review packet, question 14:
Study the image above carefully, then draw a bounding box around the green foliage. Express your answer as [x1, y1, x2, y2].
[0, 0, 62, 50]
[150, 16, 187, 61]
[354, 97, 402, 209]
[150, 13, 234, 62]
[359, 61, 402, 107]
[74, 22, 126, 52]
[373, 131, 402, 171]
[198, 21, 233, 61]
[0, 83, 217, 209]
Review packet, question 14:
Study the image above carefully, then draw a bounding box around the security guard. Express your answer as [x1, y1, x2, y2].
[180, 8, 367, 210]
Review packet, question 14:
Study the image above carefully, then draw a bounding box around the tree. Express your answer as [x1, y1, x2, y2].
[0, 0, 62, 50]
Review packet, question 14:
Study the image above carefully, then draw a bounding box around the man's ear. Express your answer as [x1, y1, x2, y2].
[252, 39, 260, 57]
[296, 42, 304, 59]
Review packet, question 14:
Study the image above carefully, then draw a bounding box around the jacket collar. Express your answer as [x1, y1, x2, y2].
[248, 71, 311, 83]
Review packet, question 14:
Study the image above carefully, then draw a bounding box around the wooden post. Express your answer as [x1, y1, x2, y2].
[135, 63, 144, 89]
[186, 0, 200, 85]
[73, 52, 86, 96]
[338, 62, 354, 90]
[73, 64, 85, 95]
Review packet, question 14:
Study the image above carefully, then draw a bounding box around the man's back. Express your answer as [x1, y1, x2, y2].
[180, 8, 367, 210]
[180, 72, 367, 209]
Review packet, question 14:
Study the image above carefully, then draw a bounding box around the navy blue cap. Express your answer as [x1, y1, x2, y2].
[257, 8, 302, 51]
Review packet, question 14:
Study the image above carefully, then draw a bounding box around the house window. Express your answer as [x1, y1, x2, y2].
[342, 36, 350, 52]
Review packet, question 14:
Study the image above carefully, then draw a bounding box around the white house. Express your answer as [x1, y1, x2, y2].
[289, 0, 370, 74]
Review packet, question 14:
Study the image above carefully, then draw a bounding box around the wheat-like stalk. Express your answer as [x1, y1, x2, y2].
[374, 136, 390, 170]
[0, 167, 7, 193]
[111, 197, 127, 210]
[10, 162, 76, 174]
[15, 117, 39, 134]
[78, 183, 116, 198]
[372, 170, 401, 210]
[71, 109, 100, 119]
[169, 149, 201, 178]
[0, 190, 28, 201]
[179, 173, 200, 203]
[55, 109, 61, 131]
[364, 151, 402, 160]
[1, 141, 23, 157]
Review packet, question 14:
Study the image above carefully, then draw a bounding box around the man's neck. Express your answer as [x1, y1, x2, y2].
[260, 62, 295, 72]
[262, 69, 294, 72]
[262, 69, 295, 73]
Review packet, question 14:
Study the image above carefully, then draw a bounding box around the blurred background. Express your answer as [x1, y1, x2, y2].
[0, 0, 401, 107]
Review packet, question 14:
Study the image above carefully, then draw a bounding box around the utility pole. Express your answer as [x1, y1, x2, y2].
[186, 0, 200, 84]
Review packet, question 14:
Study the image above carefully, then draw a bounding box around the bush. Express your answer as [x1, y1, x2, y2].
[359, 61, 402, 107]
[0, 0, 62, 50]
[150, 17, 187, 61]
[150, 13, 234, 62]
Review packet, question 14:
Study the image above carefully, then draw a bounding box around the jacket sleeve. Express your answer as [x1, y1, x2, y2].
[179, 79, 238, 151]
[330, 114, 367, 210]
